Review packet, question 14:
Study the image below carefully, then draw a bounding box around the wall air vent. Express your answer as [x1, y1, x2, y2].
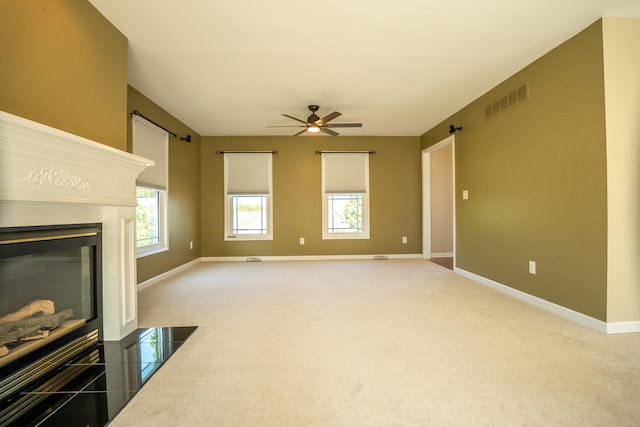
[246, 257, 262, 262]
[373, 255, 388, 260]
[485, 81, 529, 120]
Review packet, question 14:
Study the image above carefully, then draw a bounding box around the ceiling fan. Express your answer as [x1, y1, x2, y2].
[268, 105, 362, 136]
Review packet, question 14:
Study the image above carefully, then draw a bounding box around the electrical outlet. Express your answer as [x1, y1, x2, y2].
[402, 236, 407, 244]
[529, 260, 536, 275]
[300, 237, 305, 245]
[189, 241, 193, 250]
[462, 190, 469, 200]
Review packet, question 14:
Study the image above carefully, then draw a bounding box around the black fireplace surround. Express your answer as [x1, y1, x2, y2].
[0, 224, 103, 406]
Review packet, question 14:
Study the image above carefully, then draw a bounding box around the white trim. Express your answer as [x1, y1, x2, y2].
[421, 135, 455, 263]
[121, 217, 137, 326]
[137, 258, 202, 291]
[605, 321, 640, 334]
[136, 244, 169, 258]
[431, 252, 454, 258]
[453, 267, 640, 334]
[421, 150, 431, 258]
[202, 254, 423, 262]
[136, 187, 169, 257]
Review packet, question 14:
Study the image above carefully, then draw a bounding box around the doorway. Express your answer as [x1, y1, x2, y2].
[422, 135, 455, 268]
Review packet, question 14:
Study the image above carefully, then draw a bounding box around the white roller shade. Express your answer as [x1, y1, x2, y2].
[132, 115, 167, 190]
[323, 152, 368, 193]
[225, 152, 272, 194]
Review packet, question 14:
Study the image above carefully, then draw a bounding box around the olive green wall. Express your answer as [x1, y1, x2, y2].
[0, 0, 127, 150]
[602, 18, 640, 323]
[421, 21, 608, 320]
[128, 86, 202, 283]
[201, 136, 421, 257]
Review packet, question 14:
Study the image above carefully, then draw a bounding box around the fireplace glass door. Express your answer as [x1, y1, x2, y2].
[0, 225, 102, 370]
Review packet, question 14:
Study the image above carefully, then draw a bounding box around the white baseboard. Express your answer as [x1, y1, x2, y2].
[431, 252, 453, 258]
[454, 267, 640, 335]
[137, 258, 201, 291]
[605, 321, 640, 334]
[202, 254, 423, 262]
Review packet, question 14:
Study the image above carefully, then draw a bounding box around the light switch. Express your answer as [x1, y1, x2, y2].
[462, 190, 469, 200]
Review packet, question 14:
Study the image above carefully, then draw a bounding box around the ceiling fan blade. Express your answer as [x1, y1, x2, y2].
[324, 123, 363, 128]
[321, 127, 339, 136]
[266, 125, 306, 128]
[282, 114, 309, 125]
[319, 111, 341, 124]
[293, 129, 308, 136]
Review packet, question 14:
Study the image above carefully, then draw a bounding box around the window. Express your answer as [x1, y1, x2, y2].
[327, 194, 364, 233]
[230, 195, 268, 235]
[136, 187, 165, 247]
[224, 152, 273, 240]
[132, 115, 169, 256]
[322, 152, 370, 239]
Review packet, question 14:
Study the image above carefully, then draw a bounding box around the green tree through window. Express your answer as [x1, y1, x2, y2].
[343, 197, 363, 231]
[136, 188, 159, 247]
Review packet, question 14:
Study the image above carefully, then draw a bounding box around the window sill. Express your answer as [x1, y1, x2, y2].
[136, 245, 169, 258]
[322, 233, 370, 240]
[224, 236, 273, 242]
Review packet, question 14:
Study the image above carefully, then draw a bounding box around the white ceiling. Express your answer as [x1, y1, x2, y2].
[89, 0, 640, 137]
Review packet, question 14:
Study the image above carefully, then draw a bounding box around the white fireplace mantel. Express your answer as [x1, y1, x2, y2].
[0, 110, 152, 341]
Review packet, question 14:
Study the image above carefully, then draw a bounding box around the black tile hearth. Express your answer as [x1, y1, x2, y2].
[0, 326, 197, 427]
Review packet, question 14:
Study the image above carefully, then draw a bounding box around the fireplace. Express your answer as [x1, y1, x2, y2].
[0, 111, 152, 409]
[0, 223, 103, 399]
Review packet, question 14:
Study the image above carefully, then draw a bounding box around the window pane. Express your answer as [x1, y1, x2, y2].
[139, 327, 163, 382]
[136, 188, 160, 247]
[327, 194, 363, 233]
[231, 195, 268, 235]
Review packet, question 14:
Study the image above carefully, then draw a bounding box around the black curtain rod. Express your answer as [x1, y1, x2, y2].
[132, 110, 177, 138]
[216, 150, 278, 154]
[315, 150, 376, 155]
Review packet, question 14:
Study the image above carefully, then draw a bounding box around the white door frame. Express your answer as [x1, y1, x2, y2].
[422, 135, 456, 261]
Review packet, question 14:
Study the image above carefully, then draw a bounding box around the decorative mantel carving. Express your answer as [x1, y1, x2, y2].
[21, 168, 92, 190]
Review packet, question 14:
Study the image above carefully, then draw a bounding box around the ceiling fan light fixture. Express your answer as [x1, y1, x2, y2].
[307, 125, 320, 133]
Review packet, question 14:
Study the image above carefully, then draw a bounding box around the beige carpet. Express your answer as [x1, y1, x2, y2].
[110, 259, 640, 426]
